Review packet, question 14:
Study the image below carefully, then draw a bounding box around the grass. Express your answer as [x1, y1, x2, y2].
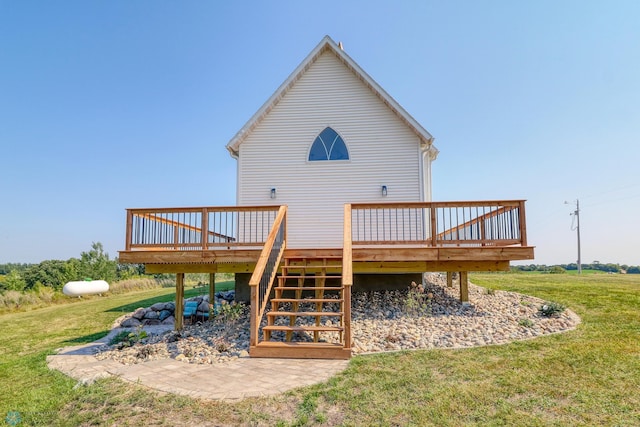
[1, 274, 639, 425]
[0, 276, 223, 314]
[0, 281, 234, 426]
[518, 269, 607, 275]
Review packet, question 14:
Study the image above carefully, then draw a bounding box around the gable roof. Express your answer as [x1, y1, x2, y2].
[226, 35, 437, 158]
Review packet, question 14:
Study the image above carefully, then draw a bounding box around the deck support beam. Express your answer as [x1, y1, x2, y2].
[459, 271, 469, 303]
[175, 273, 185, 330]
[209, 273, 216, 307]
[446, 272, 453, 288]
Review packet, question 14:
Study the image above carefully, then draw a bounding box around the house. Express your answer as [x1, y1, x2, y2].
[227, 36, 440, 298]
[119, 36, 534, 359]
[226, 36, 438, 250]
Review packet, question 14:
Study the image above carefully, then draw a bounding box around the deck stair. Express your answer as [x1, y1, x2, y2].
[250, 255, 352, 359]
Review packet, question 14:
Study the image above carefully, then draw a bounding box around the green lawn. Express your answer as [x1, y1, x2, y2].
[1, 274, 639, 426]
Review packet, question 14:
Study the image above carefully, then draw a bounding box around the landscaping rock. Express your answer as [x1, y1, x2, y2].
[158, 310, 172, 321]
[216, 290, 235, 302]
[144, 310, 159, 320]
[132, 308, 147, 320]
[97, 275, 580, 367]
[150, 302, 166, 311]
[121, 317, 142, 328]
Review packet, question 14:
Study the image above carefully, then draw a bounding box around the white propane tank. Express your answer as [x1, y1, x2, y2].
[62, 280, 109, 296]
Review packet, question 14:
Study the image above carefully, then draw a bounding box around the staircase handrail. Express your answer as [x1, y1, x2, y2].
[249, 205, 287, 347]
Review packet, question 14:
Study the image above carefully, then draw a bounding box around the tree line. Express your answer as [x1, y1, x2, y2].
[512, 262, 640, 274]
[0, 242, 149, 292]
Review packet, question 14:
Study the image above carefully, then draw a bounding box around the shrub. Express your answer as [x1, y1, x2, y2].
[539, 301, 566, 317]
[1, 271, 26, 291]
[213, 300, 245, 323]
[35, 286, 56, 303]
[109, 327, 148, 348]
[403, 281, 431, 317]
[108, 278, 163, 294]
[519, 318, 534, 328]
[0, 290, 23, 308]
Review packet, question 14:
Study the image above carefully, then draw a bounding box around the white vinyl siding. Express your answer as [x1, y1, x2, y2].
[237, 50, 422, 248]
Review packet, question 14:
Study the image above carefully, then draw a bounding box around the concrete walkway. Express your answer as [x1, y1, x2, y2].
[46, 328, 349, 402]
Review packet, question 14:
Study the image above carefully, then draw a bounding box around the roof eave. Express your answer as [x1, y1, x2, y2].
[225, 35, 438, 156]
[226, 36, 335, 155]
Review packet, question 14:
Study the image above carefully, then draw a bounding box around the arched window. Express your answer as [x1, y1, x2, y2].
[308, 127, 349, 161]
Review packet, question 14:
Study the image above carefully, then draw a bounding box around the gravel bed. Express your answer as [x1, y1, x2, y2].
[95, 274, 580, 365]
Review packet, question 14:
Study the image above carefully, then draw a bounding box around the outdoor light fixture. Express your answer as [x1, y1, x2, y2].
[270, 188, 276, 199]
[381, 185, 388, 196]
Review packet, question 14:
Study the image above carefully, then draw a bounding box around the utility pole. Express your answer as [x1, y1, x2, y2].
[566, 199, 582, 274]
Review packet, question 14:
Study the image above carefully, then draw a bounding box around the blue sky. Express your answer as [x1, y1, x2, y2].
[1, 1, 639, 265]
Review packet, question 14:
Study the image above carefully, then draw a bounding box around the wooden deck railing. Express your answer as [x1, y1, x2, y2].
[124, 205, 281, 251]
[350, 200, 527, 247]
[249, 206, 287, 347]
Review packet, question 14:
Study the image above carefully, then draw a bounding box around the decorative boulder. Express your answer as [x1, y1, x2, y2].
[216, 290, 235, 302]
[121, 317, 142, 328]
[150, 302, 166, 311]
[132, 308, 147, 320]
[144, 311, 159, 320]
[198, 301, 209, 312]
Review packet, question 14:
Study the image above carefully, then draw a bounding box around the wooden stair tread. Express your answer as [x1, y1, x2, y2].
[278, 275, 342, 279]
[262, 327, 344, 334]
[271, 298, 343, 303]
[251, 341, 351, 359]
[284, 256, 343, 260]
[266, 311, 343, 317]
[282, 265, 342, 269]
[275, 286, 343, 291]
[256, 341, 343, 349]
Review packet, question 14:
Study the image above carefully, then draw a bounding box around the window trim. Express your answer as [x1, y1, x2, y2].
[307, 126, 350, 162]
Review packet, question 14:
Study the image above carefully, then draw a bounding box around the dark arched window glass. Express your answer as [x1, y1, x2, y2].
[308, 127, 349, 161]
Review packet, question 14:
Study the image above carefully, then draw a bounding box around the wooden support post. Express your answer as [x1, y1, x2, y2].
[314, 273, 324, 343]
[343, 283, 352, 350]
[201, 207, 209, 251]
[518, 200, 528, 246]
[430, 205, 437, 247]
[459, 271, 469, 303]
[209, 272, 216, 306]
[250, 283, 258, 347]
[446, 272, 453, 288]
[175, 273, 185, 330]
[125, 210, 133, 251]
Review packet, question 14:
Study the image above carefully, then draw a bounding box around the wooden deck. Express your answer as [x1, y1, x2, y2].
[119, 246, 532, 274]
[119, 201, 534, 273]
[118, 201, 534, 359]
